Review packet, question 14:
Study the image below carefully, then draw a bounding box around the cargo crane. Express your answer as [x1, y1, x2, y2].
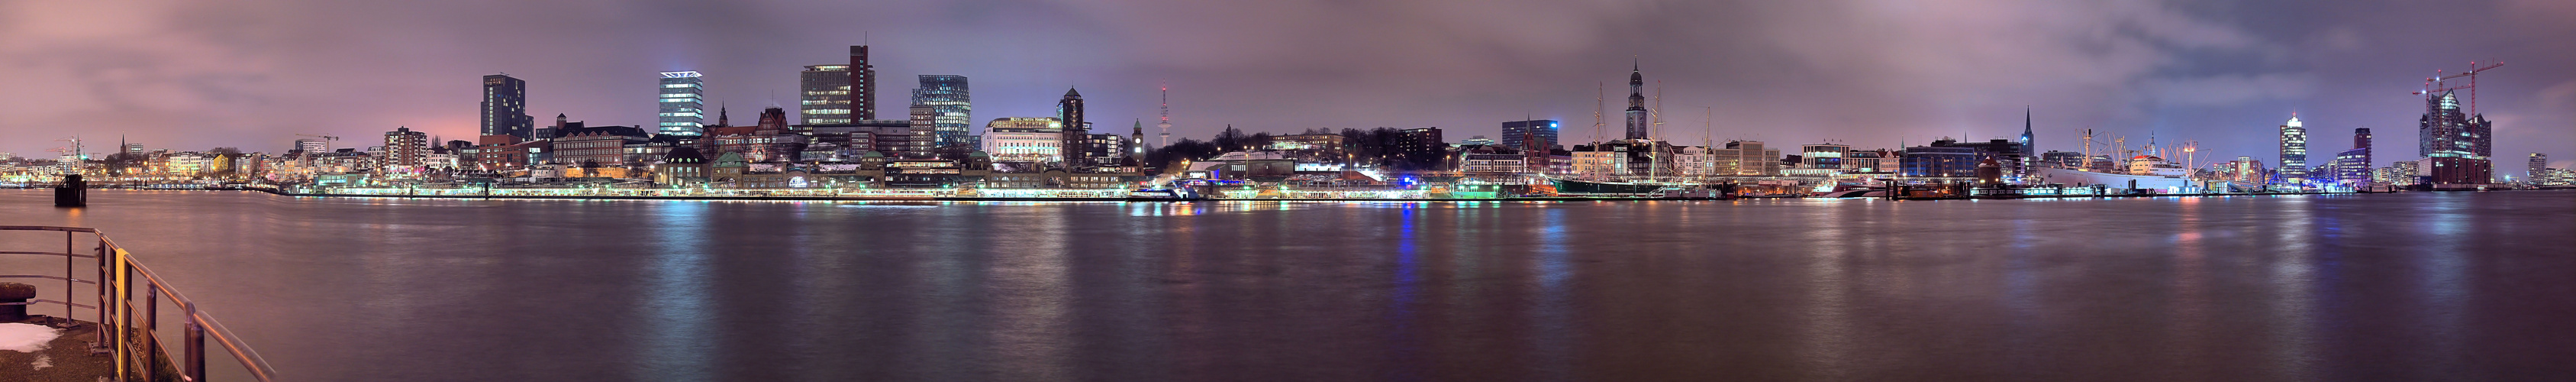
[2413, 61, 2504, 115]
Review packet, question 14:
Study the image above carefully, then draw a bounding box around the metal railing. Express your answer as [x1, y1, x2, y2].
[1, 225, 278, 381]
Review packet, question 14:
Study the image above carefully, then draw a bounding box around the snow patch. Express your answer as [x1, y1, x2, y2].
[0, 322, 63, 353]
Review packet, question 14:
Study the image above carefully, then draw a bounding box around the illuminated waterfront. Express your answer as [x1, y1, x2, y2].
[6, 189, 2576, 380]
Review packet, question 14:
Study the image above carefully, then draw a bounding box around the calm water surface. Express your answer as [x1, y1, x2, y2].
[4, 189, 2574, 380]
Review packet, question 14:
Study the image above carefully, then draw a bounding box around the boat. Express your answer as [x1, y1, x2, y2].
[1549, 177, 1671, 195]
[1813, 189, 1890, 198]
[2030, 155, 2195, 192]
[1125, 188, 1203, 201]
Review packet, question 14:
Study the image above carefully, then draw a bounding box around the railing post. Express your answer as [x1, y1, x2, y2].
[65, 231, 74, 332]
[186, 316, 205, 382]
[147, 284, 162, 381]
[95, 234, 110, 347]
[118, 254, 133, 381]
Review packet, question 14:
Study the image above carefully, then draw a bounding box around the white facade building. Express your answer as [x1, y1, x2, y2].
[980, 117, 1063, 162]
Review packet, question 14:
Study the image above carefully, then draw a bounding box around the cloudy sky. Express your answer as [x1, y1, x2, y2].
[5, 0, 2574, 171]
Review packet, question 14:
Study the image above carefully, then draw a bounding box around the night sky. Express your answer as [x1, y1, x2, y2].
[5, 0, 2573, 171]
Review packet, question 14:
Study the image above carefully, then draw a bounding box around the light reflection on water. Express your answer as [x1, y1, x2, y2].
[640, 201, 714, 380]
[3, 190, 2575, 380]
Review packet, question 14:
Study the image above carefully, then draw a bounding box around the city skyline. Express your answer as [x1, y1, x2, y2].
[3, 1, 2574, 170]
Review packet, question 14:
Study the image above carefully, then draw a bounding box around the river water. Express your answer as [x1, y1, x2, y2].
[3, 189, 2574, 380]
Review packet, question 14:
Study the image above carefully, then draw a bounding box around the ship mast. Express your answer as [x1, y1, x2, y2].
[2081, 129, 2093, 171]
[1652, 80, 1665, 181]
[1593, 83, 1605, 180]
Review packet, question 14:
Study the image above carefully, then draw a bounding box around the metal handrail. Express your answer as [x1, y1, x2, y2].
[0, 251, 99, 258]
[2, 225, 278, 381]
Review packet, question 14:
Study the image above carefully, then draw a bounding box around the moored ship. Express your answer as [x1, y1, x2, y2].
[2030, 155, 2194, 192]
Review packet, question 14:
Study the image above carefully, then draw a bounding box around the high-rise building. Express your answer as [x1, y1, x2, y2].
[907, 105, 938, 158]
[850, 46, 878, 120]
[2418, 92, 2494, 184]
[2532, 153, 2550, 183]
[1623, 64, 1648, 141]
[481, 74, 534, 139]
[2278, 115, 2307, 182]
[2334, 128, 2372, 183]
[1395, 127, 1446, 170]
[1502, 120, 1560, 152]
[1058, 88, 1088, 169]
[658, 71, 706, 136]
[384, 126, 429, 173]
[800, 65, 853, 125]
[911, 75, 972, 154]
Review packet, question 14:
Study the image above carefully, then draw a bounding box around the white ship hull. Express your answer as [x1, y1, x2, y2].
[2032, 167, 2194, 191]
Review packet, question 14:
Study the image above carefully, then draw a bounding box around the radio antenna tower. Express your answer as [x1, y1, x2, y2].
[1158, 81, 1172, 148]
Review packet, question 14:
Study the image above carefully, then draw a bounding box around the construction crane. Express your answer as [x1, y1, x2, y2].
[292, 133, 342, 154]
[2412, 61, 2504, 115]
[46, 137, 83, 175]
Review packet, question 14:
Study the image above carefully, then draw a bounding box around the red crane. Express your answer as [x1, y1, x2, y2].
[2412, 61, 2504, 115]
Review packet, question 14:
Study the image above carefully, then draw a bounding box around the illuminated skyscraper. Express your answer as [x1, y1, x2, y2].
[911, 75, 972, 154]
[2418, 92, 2493, 184]
[2278, 115, 2307, 181]
[2334, 128, 2372, 183]
[658, 71, 705, 136]
[481, 74, 534, 139]
[799, 65, 853, 125]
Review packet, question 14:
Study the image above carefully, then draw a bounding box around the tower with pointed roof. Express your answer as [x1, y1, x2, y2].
[1623, 63, 1648, 141]
[2020, 108, 2034, 176]
[1058, 88, 1087, 170]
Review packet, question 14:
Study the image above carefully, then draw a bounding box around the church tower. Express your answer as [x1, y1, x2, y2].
[1623, 63, 1649, 141]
